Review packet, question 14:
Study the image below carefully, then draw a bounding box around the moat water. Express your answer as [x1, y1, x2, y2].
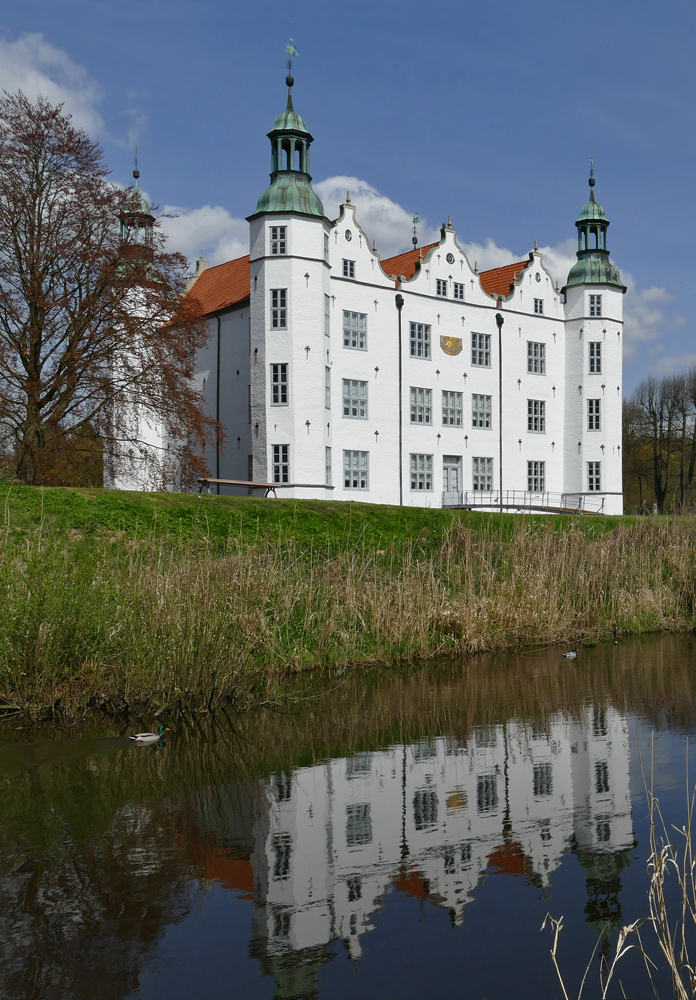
[2, 634, 696, 1000]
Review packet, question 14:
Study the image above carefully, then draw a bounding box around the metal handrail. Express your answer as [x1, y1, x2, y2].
[441, 490, 605, 514]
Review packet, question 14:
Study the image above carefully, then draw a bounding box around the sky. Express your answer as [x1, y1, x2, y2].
[0, 0, 694, 391]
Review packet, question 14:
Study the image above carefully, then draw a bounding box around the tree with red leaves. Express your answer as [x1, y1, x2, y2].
[0, 91, 216, 488]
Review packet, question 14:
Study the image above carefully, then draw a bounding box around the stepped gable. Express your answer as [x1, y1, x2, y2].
[187, 255, 251, 315]
[479, 259, 530, 297]
[381, 242, 439, 279]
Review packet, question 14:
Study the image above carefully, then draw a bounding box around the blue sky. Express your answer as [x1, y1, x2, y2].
[1, 0, 694, 390]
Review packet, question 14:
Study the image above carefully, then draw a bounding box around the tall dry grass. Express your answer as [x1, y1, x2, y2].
[1, 516, 695, 716]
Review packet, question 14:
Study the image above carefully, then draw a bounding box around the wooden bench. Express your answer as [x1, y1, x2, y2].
[198, 478, 279, 496]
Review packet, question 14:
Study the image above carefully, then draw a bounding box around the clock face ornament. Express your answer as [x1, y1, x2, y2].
[446, 253, 455, 264]
[345, 230, 352, 241]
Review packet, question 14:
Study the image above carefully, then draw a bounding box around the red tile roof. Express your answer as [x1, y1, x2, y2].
[186, 255, 250, 315]
[381, 242, 439, 280]
[479, 259, 529, 297]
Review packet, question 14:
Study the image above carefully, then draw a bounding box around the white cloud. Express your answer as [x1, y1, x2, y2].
[620, 279, 676, 358]
[0, 33, 103, 133]
[652, 353, 696, 375]
[159, 205, 249, 266]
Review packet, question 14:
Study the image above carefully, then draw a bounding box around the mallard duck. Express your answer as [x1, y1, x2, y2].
[129, 725, 170, 745]
[562, 647, 578, 659]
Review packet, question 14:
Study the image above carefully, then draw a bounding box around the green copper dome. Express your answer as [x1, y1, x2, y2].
[255, 172, 325, 217]
[563, 177, 626, 292]
[250, 77, 325, 220]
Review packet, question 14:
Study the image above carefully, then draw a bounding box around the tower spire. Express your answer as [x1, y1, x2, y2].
[562, 165, 626, 292]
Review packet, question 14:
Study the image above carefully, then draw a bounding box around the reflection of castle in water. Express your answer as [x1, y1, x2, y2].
[241, 705, 633, 994]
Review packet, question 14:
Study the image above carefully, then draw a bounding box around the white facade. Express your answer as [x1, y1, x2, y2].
[241, 706, 634, 966]
[186, 83, 625, 514]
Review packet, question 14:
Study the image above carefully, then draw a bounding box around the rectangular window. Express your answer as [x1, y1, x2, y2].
[270, 363, 288, 405]
[527, 460, 545, 492]
[413, 789, 438, 830]
[324, 294, 330, 337]
[347, 876, 362, 901]
[588, 460, 601, 492]
[477, 774, 498, 814]
[442, 390, 463, 427]
[436, 278, 447, 297]
[325, 446, 332, 487]
[534, 298, 544, 315]
[271, 288, 287, 329]
[410, 453, 433, 491]
[410, 322, 431, 359]
[344, 450, 369, 490]
[272, 833, 292, 880]
[343, 311, 367, 350]
[588, 398, 601, 430]
[324, 232, 329, 262]
[346, 803, 372, 846]
[527, 399, 546, 433]
[343, 379, 368, 418]
[342, 258, 355, 279]
[272, 444, 289, 485]
[471, 332, 491, 367]
[453, 281, 464, 301]
[595, 760, 609, 794]
[527, 341, 546, 374]
[472, 456, 493, 491]
[589, 293, 602, 317]
[589, 341, 602, 373]
[443, 455, 462, 492]
[324, 366, 331, 409]
[472, 394, 492, 429]
[410, 386, 432, 424]
[270, 225, 286, 255]
[533, 763, 553, 797]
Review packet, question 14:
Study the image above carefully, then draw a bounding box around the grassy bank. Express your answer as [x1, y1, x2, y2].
[0, 485, 694, 719]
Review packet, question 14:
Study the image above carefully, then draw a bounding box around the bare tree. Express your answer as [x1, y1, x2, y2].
[0, 91, 216, 487]
[632, 375, 678, 513]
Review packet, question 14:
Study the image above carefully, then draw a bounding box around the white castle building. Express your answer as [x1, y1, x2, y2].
[185, 73, 626, 514]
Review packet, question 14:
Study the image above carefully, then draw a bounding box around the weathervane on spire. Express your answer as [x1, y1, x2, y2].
[285, 39, 298, 83]
[589, 155, 595, 188]
[133, 145, 140, 187]
[412, 215, 421, 248]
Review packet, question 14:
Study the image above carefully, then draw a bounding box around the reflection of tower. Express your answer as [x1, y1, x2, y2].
[576, 846, 634, 940]
[251, 941, 333, 1000]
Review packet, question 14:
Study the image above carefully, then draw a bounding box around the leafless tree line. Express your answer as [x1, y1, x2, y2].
[623, 368, 696, 513]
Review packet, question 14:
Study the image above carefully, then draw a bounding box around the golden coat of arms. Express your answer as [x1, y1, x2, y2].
[440, 336, 462, 356]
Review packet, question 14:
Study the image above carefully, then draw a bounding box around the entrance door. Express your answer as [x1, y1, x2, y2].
[443, 455, 462, 493]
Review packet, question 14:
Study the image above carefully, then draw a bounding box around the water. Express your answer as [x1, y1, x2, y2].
[2, 634, 696, 1000]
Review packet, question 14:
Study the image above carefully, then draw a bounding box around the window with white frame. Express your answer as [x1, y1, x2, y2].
[533, 763, 553, 797]
[477, 774, 498, 814]
[324, 366, 331, 409]
[344, 450, 368, 490]
[410, 322, 431, 359]
[346, 803, 372, 846]
[471, 332, 491, 367]
[472, 456, 493, 491]
[324, 232, 329, 262]
[270, 225, 286, 255]
[527, 460, 545, 492]
[595, 760, 609, 793]
[410, 453, 433, 491]
[324, 295, 330, 337]
[413, 788, 438, 830]
[271, 289, 287, 329]
[325, 446, 332, 486]
[436, 278, 447, 297]
[472, 394, 492, 429]
[410, 386, 432, 424]
[343, 311, 367, 350]
[342, 259, 355, 278]
[272, 444, 289, 484]
[527, 399, 546, 432]
[343, 379, 368, 418]
[589, 341, 602, 373]
[453, 281, 464, 301]
[589, 293, 602, 317]
[534, 298, 544, 315]
[272, 832, 292, 879]
[270, 363, 288, 404]
[588, 398, 601, 430]
[527, 341, 546, 374]
[588, 461, 601, 492]
[442, 390, 463, 426]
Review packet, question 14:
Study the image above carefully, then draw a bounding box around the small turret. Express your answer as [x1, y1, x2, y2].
[250, 75, 325, 219]
[120, 151, 155, 254]
[564, 170, 626, 291]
